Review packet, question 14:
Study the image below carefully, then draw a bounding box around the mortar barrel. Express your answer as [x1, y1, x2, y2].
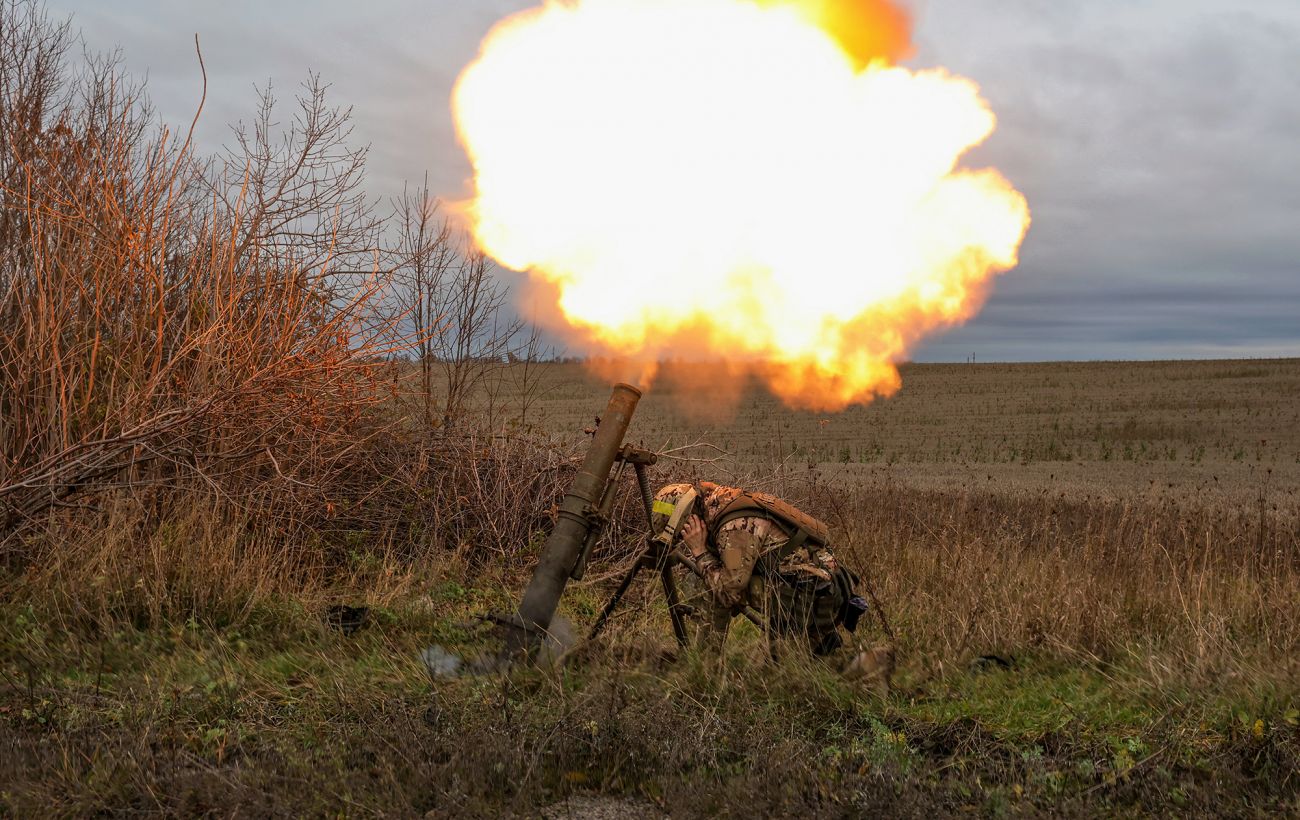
[512, 382, 642, 647]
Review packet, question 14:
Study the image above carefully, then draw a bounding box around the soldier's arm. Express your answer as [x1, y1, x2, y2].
[701, 523, 761, 608]
[681, 516, 760, 608]
[812, 546, 839, 573]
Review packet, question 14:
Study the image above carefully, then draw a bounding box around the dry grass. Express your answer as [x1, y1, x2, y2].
[483, 360, 1300, 690]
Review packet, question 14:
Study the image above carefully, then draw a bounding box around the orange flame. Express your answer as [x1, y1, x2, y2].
[453, 0, 1030, 411]
[757, 0, 914, 67]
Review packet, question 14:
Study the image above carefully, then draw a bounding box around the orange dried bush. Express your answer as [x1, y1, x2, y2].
[0, 3, 403, 608]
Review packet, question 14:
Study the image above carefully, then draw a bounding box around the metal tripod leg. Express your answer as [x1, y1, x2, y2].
[660, 561, 689, 647]
[588, 558, 644, 641]
[588, 463, 701, 648]
[589, 547, 691, 646]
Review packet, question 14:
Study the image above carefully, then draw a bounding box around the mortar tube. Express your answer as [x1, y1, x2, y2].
[507, 382, 642, 656]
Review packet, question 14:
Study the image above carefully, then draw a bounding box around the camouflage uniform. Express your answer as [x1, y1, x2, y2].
[652, 482, 850, 654]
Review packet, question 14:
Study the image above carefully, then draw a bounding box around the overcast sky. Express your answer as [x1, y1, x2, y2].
[47, 0, 1300, 362]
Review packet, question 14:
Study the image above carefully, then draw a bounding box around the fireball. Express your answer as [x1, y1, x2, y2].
[453, 0, 1030, 410]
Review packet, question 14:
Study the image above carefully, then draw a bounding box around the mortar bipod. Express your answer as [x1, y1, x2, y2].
[581, 445, 684, 646]
[588, 524, 692, 647]
[587, 464, 767, 648]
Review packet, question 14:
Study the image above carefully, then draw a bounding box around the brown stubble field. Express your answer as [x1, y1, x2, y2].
[510, 358, 1300, 689]
[517, 358, 1300, 492]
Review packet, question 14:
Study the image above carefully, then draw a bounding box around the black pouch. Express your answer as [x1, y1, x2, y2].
[841, 595, 869, 633]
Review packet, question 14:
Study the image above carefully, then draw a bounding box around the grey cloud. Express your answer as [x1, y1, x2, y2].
[42, 0, 1300, 362]
[917, 0, 1300, 361]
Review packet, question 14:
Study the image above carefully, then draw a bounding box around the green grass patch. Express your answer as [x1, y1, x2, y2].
[2, 595, 1297, 817]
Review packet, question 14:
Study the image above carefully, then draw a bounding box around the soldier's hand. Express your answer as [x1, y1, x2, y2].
[682, 515, 708, 558]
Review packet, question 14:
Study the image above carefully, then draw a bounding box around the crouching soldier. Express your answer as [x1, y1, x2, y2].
[650, 481, 872, 657]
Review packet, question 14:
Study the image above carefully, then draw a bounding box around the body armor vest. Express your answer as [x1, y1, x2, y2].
[703, 488, 864, 644]
[706, 491, 832, 576]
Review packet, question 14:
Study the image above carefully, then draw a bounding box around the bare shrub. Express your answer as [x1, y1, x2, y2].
[0, 3, 396, 572]
[388, 178, 523, 428]
[0, 1, 588, 622]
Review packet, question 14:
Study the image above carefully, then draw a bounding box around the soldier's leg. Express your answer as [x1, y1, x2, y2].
[808, 581, 848, 656]
[694, 601, 733, 652]
[763, 575, 818, 657]
[677, 570, 723, 650]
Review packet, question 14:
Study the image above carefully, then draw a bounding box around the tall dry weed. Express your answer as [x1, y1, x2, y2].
[806, 473, 1300, 688]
